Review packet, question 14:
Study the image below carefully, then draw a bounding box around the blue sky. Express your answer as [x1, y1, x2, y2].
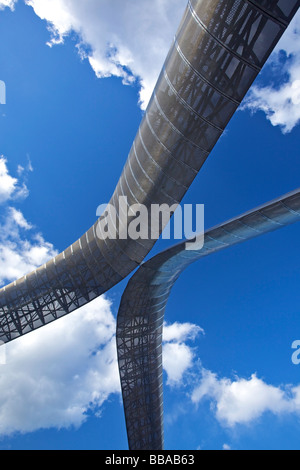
[0, 0, 300, 450]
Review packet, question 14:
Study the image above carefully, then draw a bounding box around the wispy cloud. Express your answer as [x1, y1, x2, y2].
[0, 157, 29, 205]
[0, 157, 19, 204]
[0, 157, 56, 285]
[0, 209, 57, 285]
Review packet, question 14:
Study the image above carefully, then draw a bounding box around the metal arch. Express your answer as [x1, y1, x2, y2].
[116, 189, 300, 450]
[1, 0, 298, 343]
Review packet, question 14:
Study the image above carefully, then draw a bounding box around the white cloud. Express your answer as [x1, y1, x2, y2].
[0, 0, 17, 10]
[0, 158, 56, 285]
[0, 314, 205, 436]
[9, 207, 32, 229]
[243, 11, 300, 134]
[0, 157, 29, 204]
[0, 296, 120, 435]
[2, 169, 300, 440]
[0, 157, 18, 204]
[163, 322, 204, 386]
[0, 206, 57, 285]
[0, 156, 204, 435]
[223, 444, 231, 451]
[23, 0, 187, 110]
[163, 342, 195, 386]
[163, 321, 204, 343]
[0, 157, 121, 436]
[161, 319, 300, 432]
[2, 0, 299, 127]
[191, 369, 300, 428]
[17, 0, 300, 126]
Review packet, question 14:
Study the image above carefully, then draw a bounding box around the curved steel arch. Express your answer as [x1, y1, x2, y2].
[0, 0, 298, 343]
[117, 189, 300, 450]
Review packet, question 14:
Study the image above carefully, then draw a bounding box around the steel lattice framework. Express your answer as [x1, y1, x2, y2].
[0, 0, 299, 452]
[117, 189, 300, 450]
[1, 0, 298, 343]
